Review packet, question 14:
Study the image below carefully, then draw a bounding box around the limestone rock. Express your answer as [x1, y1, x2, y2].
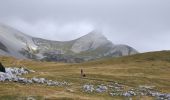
[83, 85, 94, 92]
[96, 85, 108, 93]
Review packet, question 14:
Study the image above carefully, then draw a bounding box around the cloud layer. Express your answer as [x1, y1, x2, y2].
[0, 0, 170, 52]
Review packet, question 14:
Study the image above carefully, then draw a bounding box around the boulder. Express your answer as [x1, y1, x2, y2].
[39, 78, 46, 84]
[96, 85, 108, 93]
[0, 72, 5, 81]
[31, 77, 40, 83]
[18, 77, 27, 83]
[83, 85, 94, 92]
[0, 62, 5, 72]
[110, 93, 119, 96]
[123, 92, 131, 97]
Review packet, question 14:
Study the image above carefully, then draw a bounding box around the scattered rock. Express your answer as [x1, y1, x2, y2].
[123, 92, 131, 97]
[96, 85, 108, 93]
[0, 67, 69, 87]
[83, 83, 170, 99]
[5, 67, 30, 75]
[83, 85, 94, 92]
[0, 67, 34, 82]
[0, 72, 5, 81]
[26, 96, 36, 100]
[121, 91, 136, 97]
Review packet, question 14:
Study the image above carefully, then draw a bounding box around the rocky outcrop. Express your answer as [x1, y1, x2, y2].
[71, 31, 112, 53]
[83, 83, 170, 99]
[0, 67, 69, 86]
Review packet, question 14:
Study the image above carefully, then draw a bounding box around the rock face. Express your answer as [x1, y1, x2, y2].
[71, 31, 112, 53]
[0, 24, 138, 62]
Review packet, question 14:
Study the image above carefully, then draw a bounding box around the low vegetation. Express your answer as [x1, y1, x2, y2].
[0, 51, 170, 100]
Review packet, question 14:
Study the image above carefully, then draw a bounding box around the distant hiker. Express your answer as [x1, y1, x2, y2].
[81, 69, 86, 77]
[0, 62, 6, 73]
[81, 69, 83, 76]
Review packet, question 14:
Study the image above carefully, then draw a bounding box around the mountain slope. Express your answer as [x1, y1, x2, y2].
[82, 50, 170, 66]
[71, 31, 112, 53]
[0, 24, 138, 62]
[0, 24, 38, 58]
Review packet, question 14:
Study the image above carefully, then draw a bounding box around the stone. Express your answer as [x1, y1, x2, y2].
[31, 77, 39, 83]
[26, 96, 36, 100]
[128, 90, 137, 96]
[83, 85, 94, 92]
[150, 92, 160, 97]
[110, 93, 119, 96]
[47, 81, 58, 86]
[123, 92, 131, 97]
[18, 77, 27, 83]
[12, 77, 19, 82]
[0, 72, 5, 81]
[0, 67, 68, 88]
[108, 85, 114, 88]
[166, 94, 170, 98]
[27, 80, 33, 84]
[96, 85, 108, 93]
[39, 78, 46, 84]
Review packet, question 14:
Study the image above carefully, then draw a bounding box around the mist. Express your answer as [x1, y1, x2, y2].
[0, 0, 170, 52]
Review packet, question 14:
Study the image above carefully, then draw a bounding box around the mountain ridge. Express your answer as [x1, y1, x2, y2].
[0, 24, 138, 62]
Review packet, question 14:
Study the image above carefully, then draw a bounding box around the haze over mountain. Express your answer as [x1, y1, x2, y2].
[1, 0, 170, 52]
[0, 24, 138, 62]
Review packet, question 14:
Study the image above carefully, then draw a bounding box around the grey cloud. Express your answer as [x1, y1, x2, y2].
[0, 0, 170, 52]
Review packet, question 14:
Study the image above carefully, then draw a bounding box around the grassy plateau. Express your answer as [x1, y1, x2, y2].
[0, 51, 170, 100]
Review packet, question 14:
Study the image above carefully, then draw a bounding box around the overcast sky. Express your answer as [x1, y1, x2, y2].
[0, 0, 170, 52]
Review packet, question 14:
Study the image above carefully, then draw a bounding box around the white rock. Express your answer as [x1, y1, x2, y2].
[123, 92, 131, 97]
[83, 85, 94, 92]
[0, 72, 5, 81]
[96, 85, 108, 93]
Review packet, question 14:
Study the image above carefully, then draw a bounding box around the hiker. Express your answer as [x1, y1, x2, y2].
[0, 62, 6, 73]
[81, 69, 86, 77]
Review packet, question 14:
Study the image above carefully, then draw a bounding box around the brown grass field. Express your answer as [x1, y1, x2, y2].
[0, 51, 170, 100]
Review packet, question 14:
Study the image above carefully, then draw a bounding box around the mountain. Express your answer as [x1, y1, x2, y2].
[0, 24, 38, 59]
[0, 24, 138, 62]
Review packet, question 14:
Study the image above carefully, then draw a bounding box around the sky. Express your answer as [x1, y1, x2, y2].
[0, 0, 170, 52]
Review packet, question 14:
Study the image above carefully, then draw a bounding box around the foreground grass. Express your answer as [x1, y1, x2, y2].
[0, 51, 170, 100]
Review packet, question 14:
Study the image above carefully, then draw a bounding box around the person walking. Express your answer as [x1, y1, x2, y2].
[81, 69, 86, 77]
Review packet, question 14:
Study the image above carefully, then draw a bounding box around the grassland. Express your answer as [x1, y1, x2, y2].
[0, 51, 170, 100]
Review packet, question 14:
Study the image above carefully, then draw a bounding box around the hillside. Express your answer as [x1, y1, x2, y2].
[0, 24, 138, 62]
[0, 51, 170, 100]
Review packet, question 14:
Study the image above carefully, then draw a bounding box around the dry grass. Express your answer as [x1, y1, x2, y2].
[0, 51, 170, 100]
